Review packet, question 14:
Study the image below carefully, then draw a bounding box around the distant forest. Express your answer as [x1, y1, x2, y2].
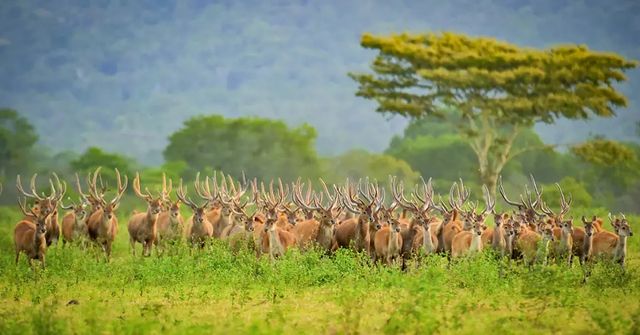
[0, 0, 638, 164]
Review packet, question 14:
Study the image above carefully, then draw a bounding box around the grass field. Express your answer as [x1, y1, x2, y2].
[0, 206, 639, 335]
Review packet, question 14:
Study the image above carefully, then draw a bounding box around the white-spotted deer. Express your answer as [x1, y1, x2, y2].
[127, 172, 169, 256]
[86, 167, 128, 261]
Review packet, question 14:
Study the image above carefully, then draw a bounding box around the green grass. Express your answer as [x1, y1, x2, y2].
[0, 206, 639, 334]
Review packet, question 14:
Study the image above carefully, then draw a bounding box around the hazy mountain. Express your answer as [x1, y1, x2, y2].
[0, 0, 638, 164]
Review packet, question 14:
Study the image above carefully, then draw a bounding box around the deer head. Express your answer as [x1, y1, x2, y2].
[176, 179, 210, 226]
[88, 167, 128, 221]
[132, 172, 170, 215]
[16, 173, 66, 218]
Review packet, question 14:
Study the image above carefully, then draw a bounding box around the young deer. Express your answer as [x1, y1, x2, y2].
[591, 213, 633, 268]
[16, 173, 66, 247]
[61, 198, 89, 246]
[580, 216, 596, 264]
[86, 167, 128, 261]
[573, 215, 604, 265]
[127, 173, 169, 257]
[291, 179, 340, 253]
[14, 194, 60, 269]
[482, 212, 508, 257]
[176, 180, 212, 249]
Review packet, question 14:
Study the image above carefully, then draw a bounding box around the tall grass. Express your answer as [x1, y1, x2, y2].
[0, 206, 639, 334]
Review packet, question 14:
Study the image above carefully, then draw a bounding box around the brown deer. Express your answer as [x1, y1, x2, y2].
[291, 179, 340, 253]
[127, 173, 168, 257]
[373, 202, 403, 265]
[217, 173, 248, 239]
[16, 173, 66, 247]
[227, 200, 258, 253]
[516, 222, 554, 267]
[431, 180, 471, 254]
[591, 213, 633, 268]
[572, 215, 604, 265]
[155, 180, 185, 253]
[259, 179, 296, 259]
[191, 172, 223, 235]
[554, 218, 574, 266]
[450, 185, 493, 258]
[334, 179, 380, 258]
[391, 176, 438, 258]
[176, 179, 212, 249]
[60, 198, 89, 246]
[86, 167, 128, 261]
[482, 212, 508, 257]
[498, 175, 545, 230]
[580, 216, 597, 265]
[14, 194, 60, 269]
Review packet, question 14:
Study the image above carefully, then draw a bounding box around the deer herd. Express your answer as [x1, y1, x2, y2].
[3, 169, 634, 275]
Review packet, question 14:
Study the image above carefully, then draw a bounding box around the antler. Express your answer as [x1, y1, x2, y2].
[132, 172, 154, 201]
[480, 184, 495, 215]
[17, 196, 37, 217]
[556, 183, 572, 216]
[16, 174, 45, 201]
[498, 175, 522, 208]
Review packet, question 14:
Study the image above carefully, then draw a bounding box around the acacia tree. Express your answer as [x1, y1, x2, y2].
[349, 32, 636, 195]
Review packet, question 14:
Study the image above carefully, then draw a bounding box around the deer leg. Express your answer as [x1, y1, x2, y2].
[41, 254, 46, 270]
[15, 251, 19, 265]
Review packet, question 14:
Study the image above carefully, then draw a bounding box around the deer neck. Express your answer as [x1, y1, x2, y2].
[268, 227, 284, 255]
[492, 225, 504, 249]
[422, 228, 436, 253]
[470, 231, 483, 252]
[388, 228, 400, 251]
[582, 232, 593, 259]
[33, 226, 46, 255]
[316, 220, 334, 249]
[561, 229, 572, 245]
[615, 235, 627, 261]
[355, 215, 369, 240]
[146, 209, 159, 227]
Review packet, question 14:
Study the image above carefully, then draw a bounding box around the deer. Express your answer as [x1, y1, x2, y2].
[450, 185, 494, 258]
[127, 172, 168, 257]
[291, 179, 340, 253]
[580, 216, 597, 265]
[60, 197, 89, 246]
[176, 179, 212, 249]
[259, 179, 296, 260]
[334, 179, 380, 259]
[227, 199, 259, 253]
[516, 221, 554, 267]
[217, 173, 249, 239]
[191, 172, 224, 236]
[591, 213, 633, 269]
[16, 173, 67, 247]
[13, 185, 63, 269]
[431, 180, 471, 255]
[374, 202, 403, 266]
[553, 218, 574, 266]
[155, 181, 185, 253]
[481, 212, 508, 257]
[86, 167, 128, 261]
[390, 176, 438, 259]
[498, 175, 546, 231]
[572, 215, 604, 265]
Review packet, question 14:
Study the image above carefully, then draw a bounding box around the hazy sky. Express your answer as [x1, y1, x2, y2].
[0, 0, 638, 164]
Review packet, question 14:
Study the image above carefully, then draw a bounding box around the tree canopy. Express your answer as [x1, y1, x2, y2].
[350, 32, 636, 195]
[164, 115, 321, 182]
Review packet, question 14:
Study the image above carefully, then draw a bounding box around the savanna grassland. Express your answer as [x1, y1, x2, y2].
[0, 206, 639, 335]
